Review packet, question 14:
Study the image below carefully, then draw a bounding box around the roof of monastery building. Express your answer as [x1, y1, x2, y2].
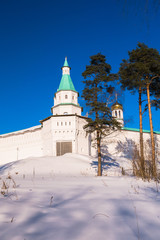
[58, 58, 77, 92]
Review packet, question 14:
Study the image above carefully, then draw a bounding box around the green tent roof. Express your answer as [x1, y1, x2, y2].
[58, 74, 76, 92]
[57, 58, 77, 92]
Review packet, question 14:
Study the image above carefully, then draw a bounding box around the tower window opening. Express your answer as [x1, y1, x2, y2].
[61, 122, 63, 126]
[65, 95, 68, 99]
[72, 96, 74, 100]
[57, 122, 59, 126]
[119, 111, 121, 118]
[115, 110, 117, 117]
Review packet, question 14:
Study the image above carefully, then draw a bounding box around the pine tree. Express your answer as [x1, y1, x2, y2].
[119, 43, 160, 178]
[82, 53, 121, 176]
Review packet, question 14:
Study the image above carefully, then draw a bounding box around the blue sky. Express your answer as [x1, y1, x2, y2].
[0, 0, 160, 134]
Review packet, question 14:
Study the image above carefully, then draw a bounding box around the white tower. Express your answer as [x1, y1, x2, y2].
[111, 101, 124, 127]
[51, 57, 82, 116]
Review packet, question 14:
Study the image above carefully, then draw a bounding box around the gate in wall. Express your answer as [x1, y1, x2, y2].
[56, 142, 72, 156]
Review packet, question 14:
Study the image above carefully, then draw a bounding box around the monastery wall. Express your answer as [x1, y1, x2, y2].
[0, 116, 159, 165]
[41, 118, 53, 156]
[0, 126, 43, 164]
[75, 116, 91, 156]
[91, 129, 160, 160]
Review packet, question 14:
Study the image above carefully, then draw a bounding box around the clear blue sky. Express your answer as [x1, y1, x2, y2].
[0, 0, 160, 134]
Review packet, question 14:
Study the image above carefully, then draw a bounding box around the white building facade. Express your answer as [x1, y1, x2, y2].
[0, 58, 159, 164]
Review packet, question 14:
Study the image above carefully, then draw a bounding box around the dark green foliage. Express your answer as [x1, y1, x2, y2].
[82, 53, 120, 138]
[119, 42, 160, 112]
[119, 43, 160, 93]
[149, 80, 160, 110]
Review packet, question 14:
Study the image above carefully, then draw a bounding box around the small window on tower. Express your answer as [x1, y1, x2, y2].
[115, 111, 117, 117]
[59, 96, 61, 100]
[119, 111, 121, 118]
[65, 95, 68, 99]
[72, 96, 74, 100]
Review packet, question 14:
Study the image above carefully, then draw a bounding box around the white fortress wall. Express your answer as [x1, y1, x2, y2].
[41, 117, 54, 156]
[0, 125, 43, 164]
[0, 115, 159, 164]
[90, 129, 160, 160]
[75, 116, 91, 156]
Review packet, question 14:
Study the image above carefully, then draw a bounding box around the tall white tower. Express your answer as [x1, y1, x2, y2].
[51, 57, 82, 116]
[111, 101, 124, 127]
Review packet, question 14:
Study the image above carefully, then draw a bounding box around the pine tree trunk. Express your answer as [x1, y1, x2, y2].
[146, 83, 156, 177]
[139, 87, 145, 177]
[97, 130, 102, 176]
[95, 89, 102, 176]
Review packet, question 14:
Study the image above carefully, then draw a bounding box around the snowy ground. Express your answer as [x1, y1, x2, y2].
[0, 154, 160, 240]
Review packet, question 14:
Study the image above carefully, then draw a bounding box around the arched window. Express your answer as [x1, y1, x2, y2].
[65, 95, 68, 99]
[115, 110, 117, 117]
[119, 111, 121, 118]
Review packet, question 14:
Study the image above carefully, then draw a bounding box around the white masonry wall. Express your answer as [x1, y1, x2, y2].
[0, 115, 89, 164]
[75, 116, 91, 156]
[41, 118, 53, 156]
[0, 126, 43, 165]
[0, 116, 159, 165]
[91, 129, 160, 160]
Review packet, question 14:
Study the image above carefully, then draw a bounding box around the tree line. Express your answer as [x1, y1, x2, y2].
[82, 43, 160, 178]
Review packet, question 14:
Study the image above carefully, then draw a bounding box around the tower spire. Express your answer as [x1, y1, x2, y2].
[63, 56, 69, 67]
[51, 57, 82, 116]
[58, 57, 76, 91]
[115, 93, 118, 102]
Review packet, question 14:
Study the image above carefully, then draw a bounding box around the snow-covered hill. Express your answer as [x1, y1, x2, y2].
[0, 154, 159, 240]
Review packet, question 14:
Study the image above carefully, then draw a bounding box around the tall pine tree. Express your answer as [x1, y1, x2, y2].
[119, 43, 160, 178]
[82, 53, 121, 176]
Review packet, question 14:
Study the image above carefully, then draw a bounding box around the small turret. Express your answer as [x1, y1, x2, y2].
[111, 101, 124, 127]
[61, 57, 70, 75]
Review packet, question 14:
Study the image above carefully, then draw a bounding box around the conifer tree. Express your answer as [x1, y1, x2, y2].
[119, 43, 160, 178]
[82, 53, 121, 176]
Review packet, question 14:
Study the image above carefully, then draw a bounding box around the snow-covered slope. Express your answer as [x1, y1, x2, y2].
[0, 154, 159, 240]
[0, 154, 96, 177]
[0, 153, 133, 177]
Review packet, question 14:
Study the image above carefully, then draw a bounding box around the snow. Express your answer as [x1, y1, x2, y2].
[0, 153, 160, 240]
